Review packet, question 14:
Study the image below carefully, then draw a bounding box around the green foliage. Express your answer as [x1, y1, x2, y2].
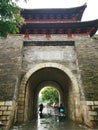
[41, 86, 59, 104]
[0, 0, 24, 37]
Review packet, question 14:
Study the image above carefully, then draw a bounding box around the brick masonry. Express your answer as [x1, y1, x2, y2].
[0, 101, 12, 126]
[0, 36, 23, 100]
[86, 101, 98, 126]
[75, 37, 98, 101]
[0, 36, 23, 129]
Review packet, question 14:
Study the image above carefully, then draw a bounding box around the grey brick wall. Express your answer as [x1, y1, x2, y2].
[0, 36, 23, 100]
[75, 37, 98, 100]
[0, 35, 98, 101]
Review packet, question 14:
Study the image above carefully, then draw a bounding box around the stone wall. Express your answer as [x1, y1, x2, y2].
[21, 34, 98, 127]
[75, 37, 98, 100]
[81, 101, 98, 127]
[87, 101, 98, 126]
[0, 101, 12, 126]
[0, 34, 98, 128]
[0, 36, 23, 129]
[0, 36, 23, 100]
[22, 35, 98, 101]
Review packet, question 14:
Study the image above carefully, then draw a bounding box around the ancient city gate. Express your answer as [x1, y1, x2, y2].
[17, 5, 98, 127]
[0, 4, 98, 129]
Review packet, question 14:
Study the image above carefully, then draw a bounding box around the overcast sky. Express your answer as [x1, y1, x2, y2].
[18, 0, 98, 21]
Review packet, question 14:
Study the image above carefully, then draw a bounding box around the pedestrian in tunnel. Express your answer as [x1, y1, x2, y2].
[53, 102, 59, 116]
[39, 103, 44, 114]
[39, 103, 44, 118]
[59, 104, 65, 116]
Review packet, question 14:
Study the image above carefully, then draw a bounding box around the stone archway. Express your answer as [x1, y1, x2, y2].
[17, 62, 84, 123]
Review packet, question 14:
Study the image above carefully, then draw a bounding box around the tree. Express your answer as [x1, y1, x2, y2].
[0, 0, 24, 37]
[41, 87, 59, 104]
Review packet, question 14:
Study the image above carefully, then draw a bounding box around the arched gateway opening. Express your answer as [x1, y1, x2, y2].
[17, 63, 83, 123]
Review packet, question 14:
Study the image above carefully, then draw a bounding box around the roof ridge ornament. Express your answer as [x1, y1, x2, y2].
[84, 2, 87, 6]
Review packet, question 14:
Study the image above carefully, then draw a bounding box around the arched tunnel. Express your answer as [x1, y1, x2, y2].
[21, 66, 82, 122]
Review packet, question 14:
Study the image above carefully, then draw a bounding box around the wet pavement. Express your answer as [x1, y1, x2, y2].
[10, 107, 97, 130]
[10, 115, 94, 130]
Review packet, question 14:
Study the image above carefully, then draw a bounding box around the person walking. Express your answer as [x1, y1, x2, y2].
[39, 103, 44, 114]
[59, 104, 65, 116]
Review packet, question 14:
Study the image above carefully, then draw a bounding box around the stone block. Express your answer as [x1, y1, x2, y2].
[18, 101, 24, 106]
[18, 110, 24, 114]
[0, 106, 7, 111]
[17, 117, 24, 122]
[0, 102, 5, 106]
[5, 101, 12, 106]
[94, 101, 98, 105]
[20, 98, 25, 102]
[2, 120, 7, 125]
[94, 116, 98, 120]
[87, 101, 94, 106]
[3, 111, 11, 115]
[6, 116, 10, 121]
[0, 116, 7, 120]
[88, 111, 97, 116]
[81, 101, 87, 105]
[94, 106, 98, 109]
[8, 106, 12, 111]
[19, 94, 25, 98]
[91, 106, 95, 110]
[18, 97, 25, 102]
[17, 113, 24, 118]
[18, 105, 24, 110]
[0, 111, 3, 115]
[17, 114, 24, 121]
[89, 116, 95, 120]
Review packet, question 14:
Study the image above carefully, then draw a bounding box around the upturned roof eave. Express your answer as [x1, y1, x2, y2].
[20, 3, 87, 12]
[20, 19, 98, 36]
[20, 3, 87, 21]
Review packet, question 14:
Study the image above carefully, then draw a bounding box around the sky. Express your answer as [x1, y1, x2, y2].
[18, 0, 98, 22]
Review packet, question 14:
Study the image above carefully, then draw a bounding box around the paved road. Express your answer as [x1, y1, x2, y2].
[10, 107, 96, 130]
